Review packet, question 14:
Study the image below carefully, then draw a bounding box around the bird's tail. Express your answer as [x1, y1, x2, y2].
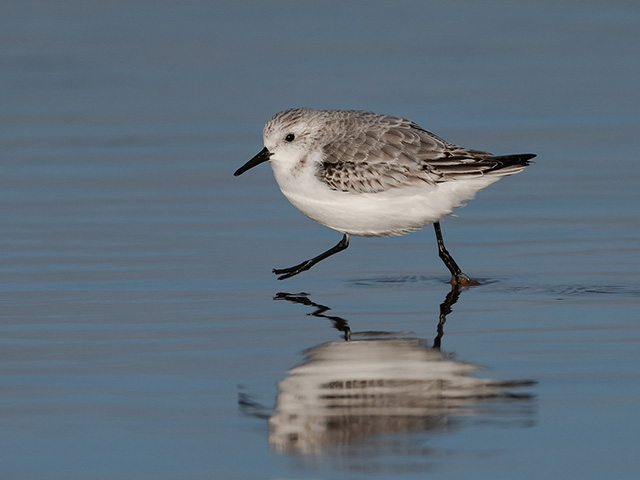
[486, 153, 535, 176]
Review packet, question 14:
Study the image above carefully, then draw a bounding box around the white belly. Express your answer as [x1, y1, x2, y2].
[272, 163, 499, 237]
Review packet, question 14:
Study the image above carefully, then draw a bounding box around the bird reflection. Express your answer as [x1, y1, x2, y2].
[240, 286, 536, 458]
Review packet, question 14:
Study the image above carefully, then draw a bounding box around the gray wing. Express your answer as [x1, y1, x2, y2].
[320, 115, 522, 194]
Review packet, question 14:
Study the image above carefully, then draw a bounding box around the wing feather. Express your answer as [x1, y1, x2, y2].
[320, 114, 533, 194]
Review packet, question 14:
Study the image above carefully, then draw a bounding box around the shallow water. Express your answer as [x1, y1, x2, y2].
[2, 1, 640, 478]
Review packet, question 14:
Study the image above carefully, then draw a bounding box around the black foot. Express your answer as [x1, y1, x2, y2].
[450, 273, 480, 287]
[273, 261, 315, 280]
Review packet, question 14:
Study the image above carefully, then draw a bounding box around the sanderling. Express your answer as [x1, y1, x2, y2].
[234, 108, 534, 284]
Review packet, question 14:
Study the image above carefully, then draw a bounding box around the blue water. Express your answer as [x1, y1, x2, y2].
[2, 1, 639, 478]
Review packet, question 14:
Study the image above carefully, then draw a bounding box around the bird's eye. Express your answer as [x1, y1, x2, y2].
[285, 133, 295, 142]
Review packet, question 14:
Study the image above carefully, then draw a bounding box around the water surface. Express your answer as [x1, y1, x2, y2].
[2, 1, 639, 479]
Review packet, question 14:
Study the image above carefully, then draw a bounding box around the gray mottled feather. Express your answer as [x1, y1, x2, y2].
[317, 111, 533, 194]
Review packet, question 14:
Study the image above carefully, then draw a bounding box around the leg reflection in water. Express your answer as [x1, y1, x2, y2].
[273, 292, 353, 341]
[275, 283, 463, 348]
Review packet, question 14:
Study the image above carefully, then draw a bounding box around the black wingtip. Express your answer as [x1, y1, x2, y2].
[493, 153, 536, 167]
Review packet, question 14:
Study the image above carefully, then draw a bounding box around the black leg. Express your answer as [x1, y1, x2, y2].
[433, 222, 478, 286]
[273, 234, 350, 280]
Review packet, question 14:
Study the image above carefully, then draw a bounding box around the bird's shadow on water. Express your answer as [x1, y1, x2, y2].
[239, 285, 537, 468]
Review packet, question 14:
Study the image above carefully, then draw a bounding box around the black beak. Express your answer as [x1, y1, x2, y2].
[234, 147, 272, 176]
